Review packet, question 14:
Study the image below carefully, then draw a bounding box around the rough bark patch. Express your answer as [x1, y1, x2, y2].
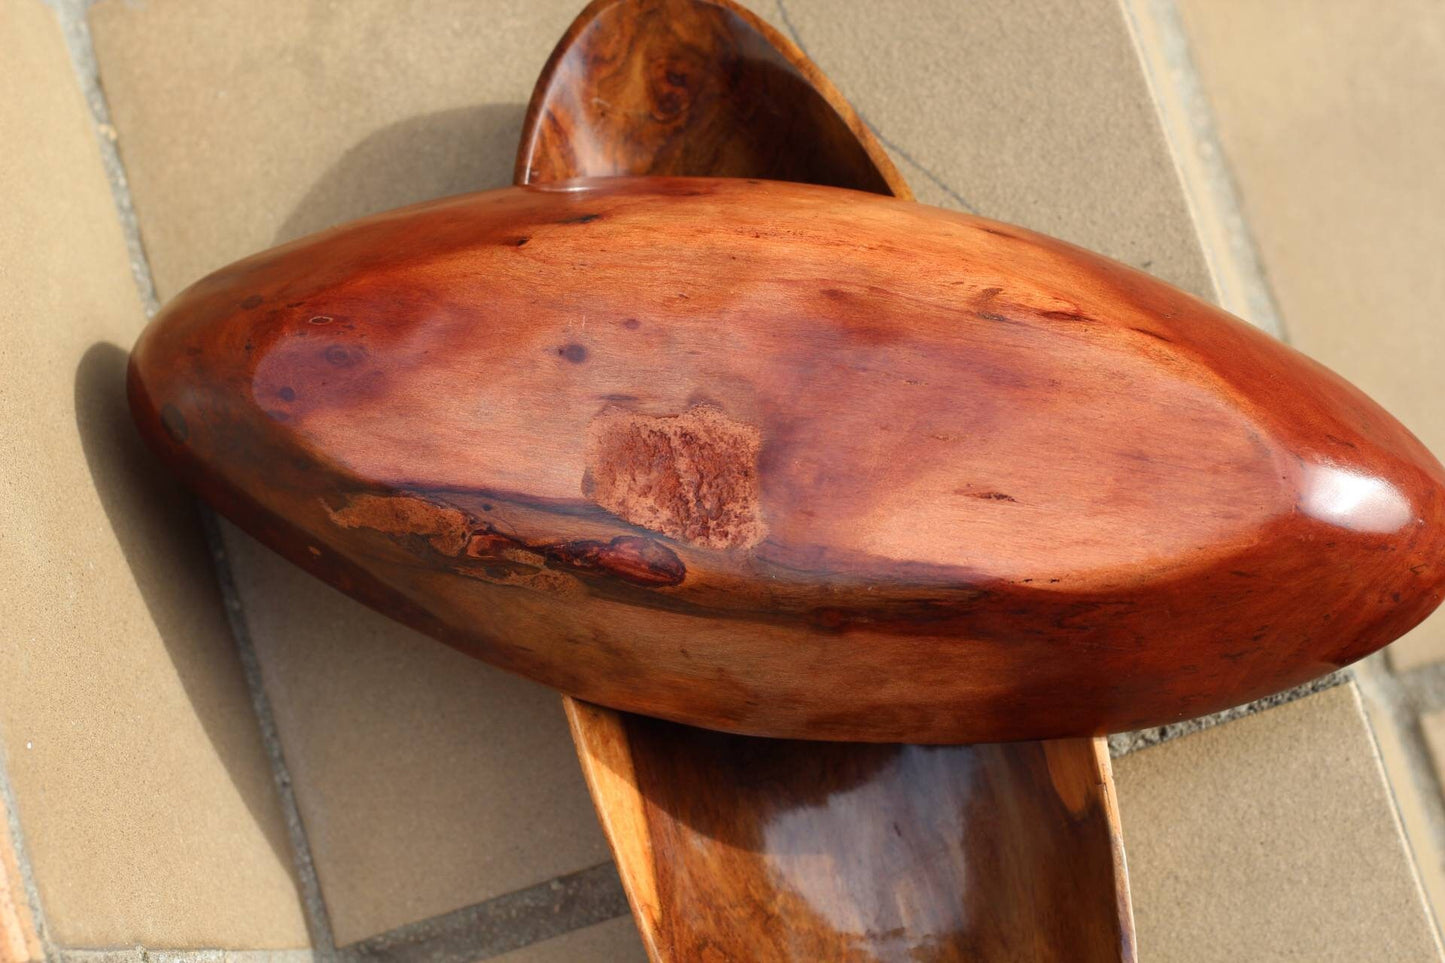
[327, 492, 470, 555]
[586, 406, 765, 550]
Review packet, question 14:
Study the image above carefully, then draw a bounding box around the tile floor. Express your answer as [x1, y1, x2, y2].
[3, 0, 1444, 960]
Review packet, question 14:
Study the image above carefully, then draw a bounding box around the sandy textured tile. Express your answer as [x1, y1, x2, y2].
[0, 0, 307, 948]
[772, 0, 1212, 299]
[1173, 0, 1445, 672]
[1116, 683, 1441, 961]
[88, 0, 585, 303]
[490, 917, 646, 963]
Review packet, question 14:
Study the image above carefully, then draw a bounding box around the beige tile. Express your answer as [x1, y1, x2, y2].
[88, 0, 1217, 946]
[87, 0, 585, 303]
[219, 525, 611, 944]
[1116, 683, 1441, 961]
[1173, 0, 1445, 672]
[1120, 0, 1282, 332]
[0, 0, 307, 948]
[491, 916, 646, 963]
[774, 0, 1214, 300]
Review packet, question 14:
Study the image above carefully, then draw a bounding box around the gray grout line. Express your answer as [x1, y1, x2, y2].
[342, 862, 630, 963]
[1121, 0, 1286, 338]
[40, 0, 159, 317]
[1355, 653, 1445, 938]
[198, 514, 338, 958]
[1108, 671, 1350, 757]
[1386, 655, 1445, 874]
[771, 0, 979, 215]
[58, 951, 316, 963]
[47, 860, 630, 963]
[5, 2, 150, 958]
[0, 736, 53, 961]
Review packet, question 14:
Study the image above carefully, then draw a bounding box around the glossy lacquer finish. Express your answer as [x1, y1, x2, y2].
[569, 700, 1130, 962]
[519, 5, 1131, 959]
[516, 0, 900, 196]
[128, 176, 1445, 743]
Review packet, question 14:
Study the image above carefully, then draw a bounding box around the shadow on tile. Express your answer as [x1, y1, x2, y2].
[64, 106, 537, 872]
[72, 340, 298, 872]
[275, 103, 529, 245]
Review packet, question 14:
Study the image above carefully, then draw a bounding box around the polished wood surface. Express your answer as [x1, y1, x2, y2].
[569, 700, 1132, 962]
[516, 0, 904, 197]
[518, 7, 1131, 958]
[128, 174, 1445, 742]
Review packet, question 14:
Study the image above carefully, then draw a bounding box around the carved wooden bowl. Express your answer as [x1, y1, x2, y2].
[128, 173, 1445, 743]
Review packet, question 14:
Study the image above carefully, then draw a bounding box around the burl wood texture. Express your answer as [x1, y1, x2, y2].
[128, 176, 1445, 742]
[568, 700, 1132, 962]
[516, 0, 902, 197]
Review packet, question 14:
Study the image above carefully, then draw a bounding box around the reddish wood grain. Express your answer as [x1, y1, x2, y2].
[516, 0, 903, 197]
[128, 175, 1445, 742]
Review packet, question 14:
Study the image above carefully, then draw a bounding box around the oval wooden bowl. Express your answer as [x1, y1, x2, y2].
[128, 173, 1445, 742]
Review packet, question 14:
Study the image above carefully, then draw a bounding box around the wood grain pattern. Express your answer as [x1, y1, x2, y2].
[568, 700, 1132, 962]
[516, 0, 905, 197]
[519, 7, 1131, 958]
[127, 174, 1445, 742]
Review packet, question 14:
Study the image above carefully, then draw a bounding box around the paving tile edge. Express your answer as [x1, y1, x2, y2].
[1349, 670, 1445, 954]
[196, 514, 336, 955]
[1119, 0, 1285, 336]
[341, 863, 629, 963]
[1107, 672, 1350, 757]
[57, 952, 316, 963]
